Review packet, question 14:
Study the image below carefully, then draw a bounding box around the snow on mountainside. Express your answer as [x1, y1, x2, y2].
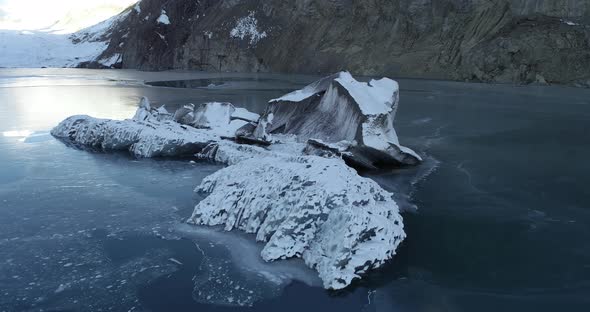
[0, 30, 105, 68]
[0, 6, 130, 68]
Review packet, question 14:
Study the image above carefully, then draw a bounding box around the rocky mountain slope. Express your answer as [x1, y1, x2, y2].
[90, 0, 590, 86]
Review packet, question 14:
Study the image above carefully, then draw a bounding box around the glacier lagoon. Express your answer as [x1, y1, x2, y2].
[1, 68, 589, 311]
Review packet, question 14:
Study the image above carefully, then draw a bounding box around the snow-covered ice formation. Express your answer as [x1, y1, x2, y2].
[51, 98, 255, 158]
[51, 72, 421, 289]
[189, 156, 405, 289]
[254, 71, 422, 169]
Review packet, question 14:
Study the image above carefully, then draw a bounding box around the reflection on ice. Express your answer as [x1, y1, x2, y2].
[2, 130, 34, 137]
[2, 130, 52, 143]
[22, 132, 53, 143]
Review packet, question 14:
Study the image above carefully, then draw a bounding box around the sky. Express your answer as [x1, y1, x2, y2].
[0, 0, 137, 33]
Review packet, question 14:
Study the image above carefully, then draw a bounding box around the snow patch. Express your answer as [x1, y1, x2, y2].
[560, 19, 579, 26]
[230, 12, 267, 45]
[176, 224, 320, 306]
[335, 72, 398, 115]
[157, 10, 171, 25]
[232, 108, 260, 122]
[272, 71, 397, 116]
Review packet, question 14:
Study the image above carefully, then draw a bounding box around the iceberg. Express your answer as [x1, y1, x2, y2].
[188, 155, 405, 289]
[51, 114, 217, 158]
[51, 100, 256, 158]
[51, 72, 421, 289]
[254, 72, 421, 168]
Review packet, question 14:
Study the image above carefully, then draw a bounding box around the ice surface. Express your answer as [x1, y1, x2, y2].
[0, 152, 222, 311]
[176, 224, 321, 306]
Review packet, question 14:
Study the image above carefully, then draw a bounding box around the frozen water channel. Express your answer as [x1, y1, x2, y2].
[1, 69, 589, 311]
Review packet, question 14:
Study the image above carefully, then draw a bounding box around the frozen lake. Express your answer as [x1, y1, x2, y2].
[1, 68, 589, 311]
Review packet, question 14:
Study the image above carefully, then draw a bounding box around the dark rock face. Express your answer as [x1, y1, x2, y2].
[99, 0, 590, 85]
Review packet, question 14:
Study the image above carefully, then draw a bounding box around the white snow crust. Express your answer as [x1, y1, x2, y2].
[229, 11, 267, 45]
[335, 72, 399, 115]
[232, 107, 260, 122]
